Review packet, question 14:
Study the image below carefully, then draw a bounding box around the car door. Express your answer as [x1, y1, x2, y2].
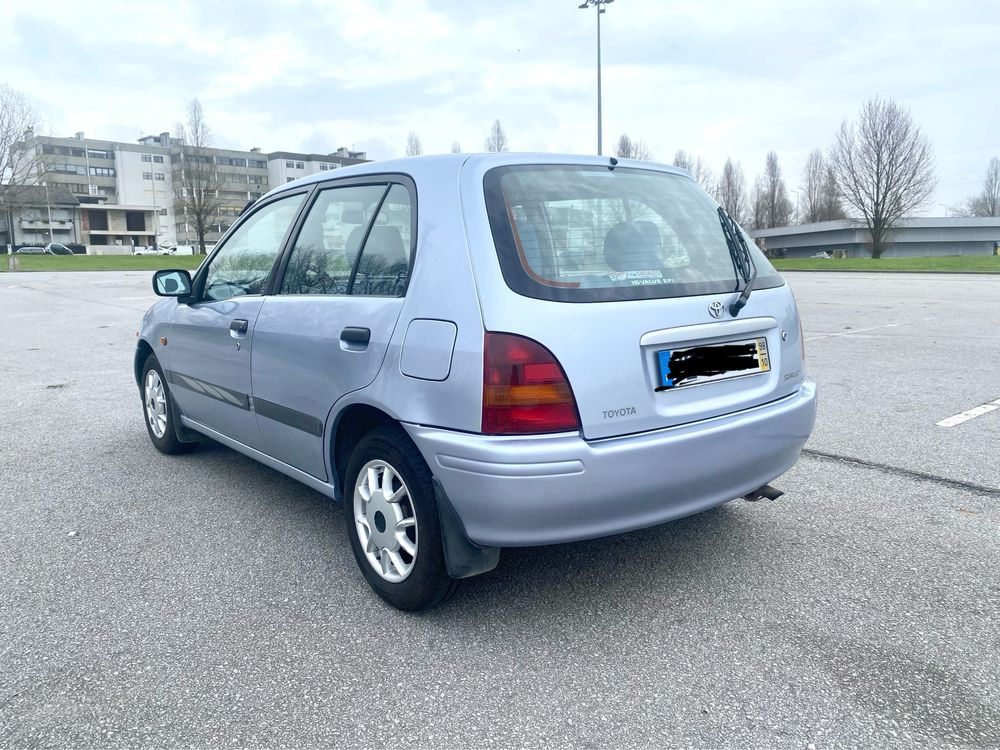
[166, 190, 308, 448]
[250, 180, 415, 480]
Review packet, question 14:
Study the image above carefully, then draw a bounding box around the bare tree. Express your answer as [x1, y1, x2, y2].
[801, 149, 825, 223]
[175, 99, 224, 254]
[715, 158, 748, 225]
[451, 141, 462, 154]
[830, 97, 935, 258]
[0, 84, 43, 249]
[760, 151, 793, 228]
[672, 149, 714, 192]
[749, 176, 768, 230]
[819, 166, 846, 221]
[962, 157, 1000, 217]
[614, 133, 652, 160]
[405, 131, 422, 157]
[484, 119, 509, 153]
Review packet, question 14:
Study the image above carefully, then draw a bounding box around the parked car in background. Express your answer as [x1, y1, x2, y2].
[132, 246, 161, 256]
[15, 246, 46, 254]
[44, 243, 74, 255]
[136, 153, 816, 611]
[811, 251, 832, 259]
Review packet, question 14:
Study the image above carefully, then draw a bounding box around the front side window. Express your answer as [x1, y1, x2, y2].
[202, 193, 305, 301]
[484, 165, 783, 302]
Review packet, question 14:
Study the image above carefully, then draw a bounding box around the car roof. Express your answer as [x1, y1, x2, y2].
[261, 152, 694, 202]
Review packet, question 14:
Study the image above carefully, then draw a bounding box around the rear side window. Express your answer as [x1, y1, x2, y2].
[280, 182, 413, 297]
[483, 165, 783, 302]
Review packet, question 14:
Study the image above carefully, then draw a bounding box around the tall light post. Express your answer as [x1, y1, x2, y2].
[43, 181, 53, 245]
[578, 0, 614, 156]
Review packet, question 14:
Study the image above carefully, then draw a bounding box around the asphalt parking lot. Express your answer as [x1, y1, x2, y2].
[1, 270, 998, 749]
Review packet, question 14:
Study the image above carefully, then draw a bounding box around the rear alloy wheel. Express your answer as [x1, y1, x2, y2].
[344, 425, 459, 610]
[353, 459, 418, 582]
[140, 354, 194, 455]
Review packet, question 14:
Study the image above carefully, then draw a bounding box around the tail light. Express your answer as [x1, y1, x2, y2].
[482, 332, 580, 435]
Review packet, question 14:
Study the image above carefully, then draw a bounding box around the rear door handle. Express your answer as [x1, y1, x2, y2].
[340, 326, 370, 350]
[230, 319, 249, 338]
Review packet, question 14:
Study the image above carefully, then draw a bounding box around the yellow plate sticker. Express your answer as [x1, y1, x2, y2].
[756, 337, 771, 372]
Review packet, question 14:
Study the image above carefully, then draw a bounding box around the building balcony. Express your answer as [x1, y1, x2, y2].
[20, 218, 75, 229]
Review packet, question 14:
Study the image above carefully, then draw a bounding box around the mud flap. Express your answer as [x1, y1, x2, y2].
[433, 477, 500, 579]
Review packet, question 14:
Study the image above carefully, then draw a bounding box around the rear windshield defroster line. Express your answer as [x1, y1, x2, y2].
[483, 165, 784, 304]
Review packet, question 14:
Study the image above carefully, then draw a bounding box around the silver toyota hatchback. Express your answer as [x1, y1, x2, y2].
[137, 153, 816, 610]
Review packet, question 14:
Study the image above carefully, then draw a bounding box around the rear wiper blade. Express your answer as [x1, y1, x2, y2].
[717, 207, 757, 317]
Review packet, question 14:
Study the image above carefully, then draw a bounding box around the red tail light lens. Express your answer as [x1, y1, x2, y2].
[482, 332, 580, 435]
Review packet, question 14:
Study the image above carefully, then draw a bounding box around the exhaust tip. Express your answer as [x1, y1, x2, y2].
[743, 484, 784, 502]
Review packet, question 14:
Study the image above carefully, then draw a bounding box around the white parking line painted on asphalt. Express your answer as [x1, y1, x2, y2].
[805, 323, 899, 341]
[936, 399, 1000, 427]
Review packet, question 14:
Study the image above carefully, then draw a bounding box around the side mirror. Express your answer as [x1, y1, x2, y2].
[153, 269, 193, 297]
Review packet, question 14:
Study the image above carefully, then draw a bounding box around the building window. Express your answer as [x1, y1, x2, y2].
[249, 159, 266, 169]
[42, 145, 86, 157]
[125, 211, 146, 232]
[295, 161, 304, 169]
[159, 208, 168, 216]
[154, 173, 165, 181]
[143, 172, 153, 180]
[54, 163, 87, 175]
[90, 166, 116, 177]
[88, 210, 109, 231]
[249, 174, 264, 184]
[87, 149, 114, 160]
[285, 160, 295, 168]
[153, 155, 164, 163]
[141, 154, 152, 162]
[216, 157, 248, 167]
[319, 163, 328, 171]
[286, 177, 294, 183]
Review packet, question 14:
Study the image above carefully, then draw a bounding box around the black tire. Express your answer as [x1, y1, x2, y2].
[140, 354, 195, 455]
[343, 424, 460, 611]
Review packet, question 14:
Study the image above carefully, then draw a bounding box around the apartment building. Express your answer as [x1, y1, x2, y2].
[267, 147, 369, 187]
[18, 131, 168, 248]
[10, 130, 369, 250]
[0, 184, 80, 247]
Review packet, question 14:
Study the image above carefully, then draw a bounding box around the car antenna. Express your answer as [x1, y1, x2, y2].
[608, 156, 618, 172]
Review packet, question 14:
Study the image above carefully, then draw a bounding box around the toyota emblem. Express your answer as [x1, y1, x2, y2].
[708, 300, 726, 319]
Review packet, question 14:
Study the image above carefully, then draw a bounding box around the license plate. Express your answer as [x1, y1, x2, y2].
[656, 337, 770, 391]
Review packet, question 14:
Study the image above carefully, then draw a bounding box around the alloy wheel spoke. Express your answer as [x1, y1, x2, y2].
[386, 549, 407, 576]
[380, 466, 396, 495]
[396, 531, 416, 557]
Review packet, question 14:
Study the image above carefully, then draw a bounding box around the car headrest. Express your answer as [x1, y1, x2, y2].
[603, 220, 662, 271]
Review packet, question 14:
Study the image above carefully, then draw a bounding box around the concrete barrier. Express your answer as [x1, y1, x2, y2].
[86, 246, 132, 256]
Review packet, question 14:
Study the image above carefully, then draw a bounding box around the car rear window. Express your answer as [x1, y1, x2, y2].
[483, 165, 783, 302]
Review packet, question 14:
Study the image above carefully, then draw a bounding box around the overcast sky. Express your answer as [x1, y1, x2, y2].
[3, 0, 997, 212]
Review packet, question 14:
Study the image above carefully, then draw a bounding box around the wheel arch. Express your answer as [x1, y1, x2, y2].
[134, 339, 155, 389]
[331, 403, 400, 498]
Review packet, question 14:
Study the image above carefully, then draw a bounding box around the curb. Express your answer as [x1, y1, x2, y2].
[776, 268, 1000, 275]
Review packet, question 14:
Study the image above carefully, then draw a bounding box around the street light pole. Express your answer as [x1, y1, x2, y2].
[579, 0, 614, 156]
[43, 181, 53, 245]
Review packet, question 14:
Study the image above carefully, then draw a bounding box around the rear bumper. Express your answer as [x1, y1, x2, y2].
[404, 381, 816, 547]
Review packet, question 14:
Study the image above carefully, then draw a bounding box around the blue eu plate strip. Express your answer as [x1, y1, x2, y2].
[657, 350, 673, 388]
